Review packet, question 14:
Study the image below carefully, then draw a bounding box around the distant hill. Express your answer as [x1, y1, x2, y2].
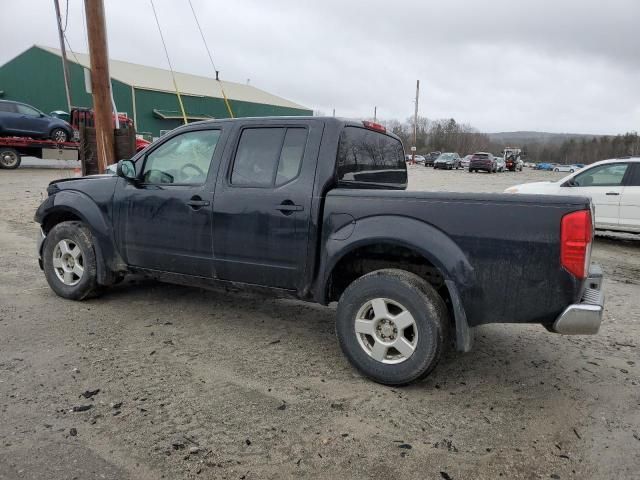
[487, 131, 602, 146]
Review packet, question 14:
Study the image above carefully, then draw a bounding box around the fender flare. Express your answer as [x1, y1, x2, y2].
[317, 215, 477, 351]
[38, 190, 124, 285]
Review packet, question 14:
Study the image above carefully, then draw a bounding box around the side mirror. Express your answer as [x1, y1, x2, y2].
[116, 159, 137, 181]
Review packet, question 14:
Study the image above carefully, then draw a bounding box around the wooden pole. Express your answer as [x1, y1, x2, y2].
[54, 0, 73, 112]
[84, 0, 115, 173]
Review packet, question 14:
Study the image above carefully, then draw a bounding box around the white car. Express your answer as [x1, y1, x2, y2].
[405, 154, 426, 165]
[494, 155, 506, 172]
[553, 164, 582, 173]
[505, 157, 640, 233]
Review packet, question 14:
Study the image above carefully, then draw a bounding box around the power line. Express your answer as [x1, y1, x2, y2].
[149, 0, 188, 124]
[187, 0, 234, 118]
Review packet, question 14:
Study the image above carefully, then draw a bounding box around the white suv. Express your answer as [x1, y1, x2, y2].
[505, 157, 640, 233]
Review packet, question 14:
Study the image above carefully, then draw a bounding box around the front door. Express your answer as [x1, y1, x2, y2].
[562, 162, 630, 227]
[212, 122, 322, 290]
[115, 127, 223, 277]
[14, 103, 50, 136]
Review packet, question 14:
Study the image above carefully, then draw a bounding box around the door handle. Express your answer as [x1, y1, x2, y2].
[186, 197, 210, 209]
[605, 192, 620, 196]
[276, 201, 303, 214]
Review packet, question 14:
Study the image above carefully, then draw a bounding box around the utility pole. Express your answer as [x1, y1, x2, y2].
[84, 0, 115, 173]
[54, 0, 73, 112]
[373, 106, 377, 123]
[412, 80, 420, 164]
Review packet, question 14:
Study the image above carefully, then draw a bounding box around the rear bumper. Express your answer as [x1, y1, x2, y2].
[552, 265, 604, 335]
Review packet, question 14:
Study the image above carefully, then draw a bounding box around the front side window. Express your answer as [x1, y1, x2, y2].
[231, 127, 308, 187]
[337, 127, 407, 188]
[16, 104, 40, 116]
[142, 129, 220, 184]
[572, 163, 628, 187]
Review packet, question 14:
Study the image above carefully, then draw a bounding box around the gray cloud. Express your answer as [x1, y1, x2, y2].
[2, 0, 638, 134]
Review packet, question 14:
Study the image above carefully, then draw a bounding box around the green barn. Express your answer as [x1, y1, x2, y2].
[0, 45, 312, 138]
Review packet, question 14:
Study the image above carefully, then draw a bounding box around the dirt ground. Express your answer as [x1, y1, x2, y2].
[1, 165, 638, 480]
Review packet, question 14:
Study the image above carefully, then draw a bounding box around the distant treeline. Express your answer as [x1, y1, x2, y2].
[376, 116, 639, 164]
[520, 132, 640, 164]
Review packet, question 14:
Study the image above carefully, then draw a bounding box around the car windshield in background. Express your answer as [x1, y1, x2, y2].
[337, 126, 407, 189]
[474, 154, 489, 159]
[438, 154, 454, 160]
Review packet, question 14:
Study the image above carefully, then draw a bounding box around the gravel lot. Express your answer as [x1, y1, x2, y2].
[1, 166, 638, 480]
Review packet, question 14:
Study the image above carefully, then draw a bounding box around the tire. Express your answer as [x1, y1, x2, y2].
[336, 269, 449, 386]
[554, 168, 559, 172]
[43, 221, 99, 300]
[51, 128, 69, 143]
[0, 148, 21, 169]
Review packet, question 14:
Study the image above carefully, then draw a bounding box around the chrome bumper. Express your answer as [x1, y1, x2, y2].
[553, 265, 604, 335]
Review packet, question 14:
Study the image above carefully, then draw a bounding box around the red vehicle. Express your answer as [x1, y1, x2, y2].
[70, 108, 151, 153]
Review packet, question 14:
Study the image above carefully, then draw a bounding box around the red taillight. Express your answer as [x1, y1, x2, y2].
[362, 120, 386, 133]
[560, 210, 592, 279]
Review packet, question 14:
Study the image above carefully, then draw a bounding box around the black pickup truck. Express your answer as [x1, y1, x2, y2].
[35, 117, 604, 385]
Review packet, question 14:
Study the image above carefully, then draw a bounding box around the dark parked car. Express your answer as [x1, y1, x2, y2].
[0, 100, 73, 142]
[433, 152, 462, 170]
[424, 151, 441, 167]
[35, 117, 604, 385]
[469, 152, 497, 173]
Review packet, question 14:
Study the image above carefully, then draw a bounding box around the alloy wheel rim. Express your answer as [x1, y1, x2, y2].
[53, 130, 66, 142]
[354, 298, 418, 364]
[52, 239, 84, 286]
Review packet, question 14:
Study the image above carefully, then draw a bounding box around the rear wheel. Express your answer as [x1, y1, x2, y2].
[43, 221, 99, 300]
[336, 269, 448, 385]
[0, 148, 20, 169]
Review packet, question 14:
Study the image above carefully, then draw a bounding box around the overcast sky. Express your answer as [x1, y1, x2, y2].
[2, 0, 639, 134]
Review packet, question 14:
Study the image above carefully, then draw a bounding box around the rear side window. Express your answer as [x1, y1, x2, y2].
[627, 164, 640, 186]
[0, 102, 15, 113]
[336, 127, 407, 188]
[231, 127, 308, 187]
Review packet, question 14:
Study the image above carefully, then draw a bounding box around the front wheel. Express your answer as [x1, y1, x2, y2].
[554, 168, 559, 172]
[51, 128, 69, 143]
[0, 148, 20, 169]
[43, 221, 99, 300]
[336, 269, 448, 385]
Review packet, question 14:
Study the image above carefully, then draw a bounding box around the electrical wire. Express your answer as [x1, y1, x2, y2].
[187, 0, 234, 118]
[149, 0, 188, 125]
[62, 0, 69, 32]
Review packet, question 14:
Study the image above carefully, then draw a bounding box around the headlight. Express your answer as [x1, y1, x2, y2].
[505, 187, 519, 193]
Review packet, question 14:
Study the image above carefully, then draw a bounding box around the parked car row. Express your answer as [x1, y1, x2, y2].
[408, 151, 525, 174]
[534, 162, 584, 172]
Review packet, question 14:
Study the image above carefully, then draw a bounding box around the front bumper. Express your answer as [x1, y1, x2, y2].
[552, 265, 604, 335]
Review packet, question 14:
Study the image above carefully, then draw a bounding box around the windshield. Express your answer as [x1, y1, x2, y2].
[437, 153, 454, 160]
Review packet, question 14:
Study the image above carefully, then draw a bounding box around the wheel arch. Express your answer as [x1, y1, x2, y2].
[38, 192, 125, 285]
[316, 215, 476, 351]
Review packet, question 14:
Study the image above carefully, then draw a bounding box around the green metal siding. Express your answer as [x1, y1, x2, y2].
[134, 88, 313, 137]
[1, 46, 313, 137]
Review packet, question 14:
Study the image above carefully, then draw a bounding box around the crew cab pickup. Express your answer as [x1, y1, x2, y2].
[35, 117, 604, 385]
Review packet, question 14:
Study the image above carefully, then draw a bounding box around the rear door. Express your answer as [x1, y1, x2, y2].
[212, 120, 323, 290]
[565, 162, 630, 227]
[619, 163, 640, 231]
[0, 102, 21, 134]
